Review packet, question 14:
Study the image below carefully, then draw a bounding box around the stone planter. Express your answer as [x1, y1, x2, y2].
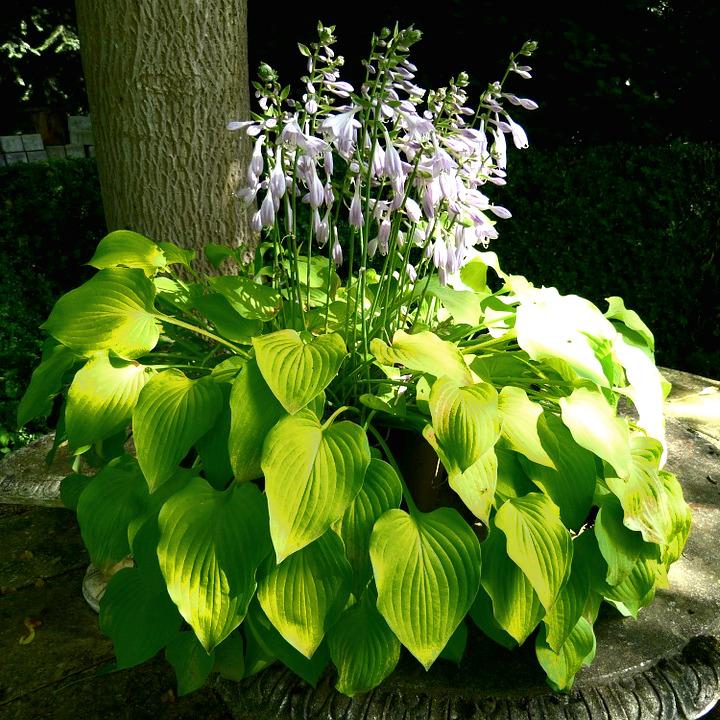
[2, 369, 719, 719]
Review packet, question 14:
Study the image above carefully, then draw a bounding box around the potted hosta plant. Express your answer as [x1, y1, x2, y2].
[18, 23, 691, 699]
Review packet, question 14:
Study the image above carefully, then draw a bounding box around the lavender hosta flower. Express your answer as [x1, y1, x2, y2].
[227, 120, 258, 133]
[317, 212, 330, 247]
[250, 136, 265, 178]
[489, 205, 512, 219]
[307, 166, 324, 209]
[406, 263, 418, 283]
[422, 180, 440, 220]
[321, 107, 361, 157]
[383, 132, 404, 181]
[512, 63, 533, 80]
[260, 191, 276, 228]
[405, 197, 422, 224]
[507, 117, 529, 149]
[235, 186, 258, 206]
[371, 144, 385, 178]
[377, 218, 391, 255]
[332, 238, 343, 266]
[269, 149, 287, 200]
[503, 93, 539, 111]
[349, 180, 364, 228]
[324, 150, 334, 176]
[324, 182, 335, 208]
[281, 117, 328, 156]
[251, 209, 262, 233]
[325, 80, 354, 98]
[492, 125, 507, 169]
[367, 237, 378, 258]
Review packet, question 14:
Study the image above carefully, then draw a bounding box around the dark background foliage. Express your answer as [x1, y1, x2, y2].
[1, 1, 718, 450]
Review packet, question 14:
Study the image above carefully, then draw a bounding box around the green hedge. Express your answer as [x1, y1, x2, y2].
[497, 141, 719, 377]
[0, 159, 106, 452]
[0, 145, 717, 451]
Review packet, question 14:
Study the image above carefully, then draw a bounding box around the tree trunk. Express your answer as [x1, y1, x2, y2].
[75, 0, 252, 273]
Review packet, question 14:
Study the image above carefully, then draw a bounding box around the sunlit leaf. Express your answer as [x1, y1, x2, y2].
[88, 230, 166, 276]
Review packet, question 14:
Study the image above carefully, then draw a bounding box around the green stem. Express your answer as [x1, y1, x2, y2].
[367, 423, 418, 515]
[157, 314, 250, 356]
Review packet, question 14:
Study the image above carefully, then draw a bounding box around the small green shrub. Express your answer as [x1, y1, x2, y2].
[0, 158, 105, 452]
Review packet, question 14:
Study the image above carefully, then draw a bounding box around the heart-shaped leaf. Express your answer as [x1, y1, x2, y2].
[429, 377, 500, 472]
[535, 617, 596, 692]
[370, 330, 473, 385]
[334, 458, 403, 596]
[603, 557, 662, 617]
[262, 409, 370, 561]
[519, 413, 597, 530]
[257, 531, 351, 658]
[606, 436, 676, 549]
[498, 386, 555, 468]
[88, 230, 166, 276]
[192, 293, 262, 343]
[17, 341, 77, 427]
[157, 479, 271, 652]
[495, 493, 573, 612]
[515, 287, 617, 387]
[133, 370, 223, 491]
[479, 528, 544, 644]
[42, 267, 161, 359]
[253, 329, 346, 414]
[99, 565, 182, 669]
[560, 387, 633, 479]
[245, 600, 329, 686]
[594, 495, 648, 585]
[228, 359, 286, 483]
[210, 276, 282, 321]
[77, 456, 149, 568]
[328, 592, 401, 696]
[66, 351, 149, 448]
[165, 631, 215, 696]
[370, 508, 481, 669]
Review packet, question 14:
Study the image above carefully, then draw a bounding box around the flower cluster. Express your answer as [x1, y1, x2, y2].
[229, 24, 537, 287]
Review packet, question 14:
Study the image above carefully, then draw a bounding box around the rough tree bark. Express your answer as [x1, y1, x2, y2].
[75, 0, 252, 272]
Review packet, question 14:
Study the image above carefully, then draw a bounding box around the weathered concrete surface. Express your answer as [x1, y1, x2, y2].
[0, 506, 231, 719]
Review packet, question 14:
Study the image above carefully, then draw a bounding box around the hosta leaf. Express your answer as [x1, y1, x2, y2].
[134, 370, 223, 491]
[195, 386, 233, 489]
[88, 230, 166, 276]
[536, 617, 596, 692]
[42, 267, 161, 359]
[495, 447, 536, 502]
[594, 495, 648, 586]
[165, 631, 215, 696]
[560, 387, 633, 479]
[157, 241, 195, 268]
[613, 334, 666, 457]
[370, 508, 481, 669]
[439, 620, 468, 664]
[99, 564, 182, 669]
[228, 358, 285, 483]
[605, 296, 654, 351]
[429, 377, 500, 472]
[515, 287, 617, 387]
[257, 531, 351, 658]
[542, 545, 591, 652]
[77, 456, 149, 568]
[17, 340, 76, 427]
[59, 473, 91, 511]
[495, 493, 573, 611]
[659, 470, 692, 566]
[214, 632, 245, 681]
[157, 479, 271, 652]
[519, 413, 597, 530]
[606, 436, 674, 548]
[192, 293, 262, 343]
[262, 409, 370, 561]
[480, 528, 544, 644]
[603, 557, 661, 617]
[253, 329, 346, 414]
[210, 276, 282, 321]
[328, 592, 401, 696]
[334, 459, 403, 596]
[66, 351, 149, 448]
[370, 330, 473, 385]
[498, 386, 555, 468]
[470, 584, 518, 650]
[424, 277, 482, 326]
[245, 601, 329, 686]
